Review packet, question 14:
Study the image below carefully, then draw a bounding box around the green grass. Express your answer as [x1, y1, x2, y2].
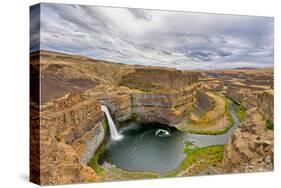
[87, 119, 109, 175]
[224, 97, 235, 124]
[266, 119, 274, 130]
[183, 142, 198, 154]
[184, 126, 232, 135]
[88, 118, 159, 180]
[225, 97, 246, 122]
[236, 105, 246, 122]
[100, 166, 160, 181]
[120, 78, 159, 92]
[164, 145, 224, 177]
[103, 145, 225, 179]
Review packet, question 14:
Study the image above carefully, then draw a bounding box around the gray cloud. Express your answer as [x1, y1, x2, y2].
[30, 4, 41, 52]
[128, 9, 152, 21]
[30, 3, 274, 70]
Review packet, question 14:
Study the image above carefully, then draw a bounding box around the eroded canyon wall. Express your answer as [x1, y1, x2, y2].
[37, 93, 104, 184]
[208, 69, 274, 173]
[223, 108, 273, 173]
[31, 51, 274, 184]
[31, 50, 202, 185]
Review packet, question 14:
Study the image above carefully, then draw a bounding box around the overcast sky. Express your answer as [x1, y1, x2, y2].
[30, 3, 274, 70]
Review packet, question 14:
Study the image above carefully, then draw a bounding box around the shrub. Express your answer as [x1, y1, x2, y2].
[266, 120, 274, 130]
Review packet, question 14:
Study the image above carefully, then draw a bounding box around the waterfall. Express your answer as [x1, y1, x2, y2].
[101, 105, 123, 140]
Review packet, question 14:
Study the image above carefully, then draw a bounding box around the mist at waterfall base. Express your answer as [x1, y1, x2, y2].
[99, 105, 240, 173]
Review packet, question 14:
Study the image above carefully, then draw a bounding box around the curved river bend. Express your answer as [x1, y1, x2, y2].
[99, 104, 240, 173]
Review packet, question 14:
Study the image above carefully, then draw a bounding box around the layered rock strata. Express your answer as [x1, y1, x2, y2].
[31, 50, 201, 185]
[38, 93, 104, 185]
[30, 51, 274, 184]
[206, 69, 274, 173]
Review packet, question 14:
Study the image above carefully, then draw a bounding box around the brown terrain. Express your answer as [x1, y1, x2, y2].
[203, 68, 274, 173]
[30, 50, 274, 185]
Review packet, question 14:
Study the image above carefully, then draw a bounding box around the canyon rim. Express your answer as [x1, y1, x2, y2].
[30, 3, 274, 185]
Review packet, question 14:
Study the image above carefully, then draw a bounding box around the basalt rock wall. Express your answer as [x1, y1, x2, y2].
[37, 93, 104, 185]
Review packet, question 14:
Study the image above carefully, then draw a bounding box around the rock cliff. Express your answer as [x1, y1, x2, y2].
[206, 69, 274, 173]
[37, 93, 104, 185]
[31, 50, 201, 185]
[120, 67, 200, 91]
[130, 84, 198, 125]
[224, 108, 273, 173]
[30, 51, 274, 184]
[192, 89, 214, 117]
[256, 90, 274, 122]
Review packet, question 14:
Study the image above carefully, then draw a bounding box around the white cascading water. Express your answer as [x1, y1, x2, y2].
[101, 105, 123, 140]
[155, 129, 170, 137]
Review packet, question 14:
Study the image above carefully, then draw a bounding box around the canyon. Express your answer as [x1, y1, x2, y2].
[30, 50, 274, 185]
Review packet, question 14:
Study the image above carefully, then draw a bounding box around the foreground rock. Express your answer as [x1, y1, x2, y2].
[35, 93, 104, 185]
[224, 108, 273, 172]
